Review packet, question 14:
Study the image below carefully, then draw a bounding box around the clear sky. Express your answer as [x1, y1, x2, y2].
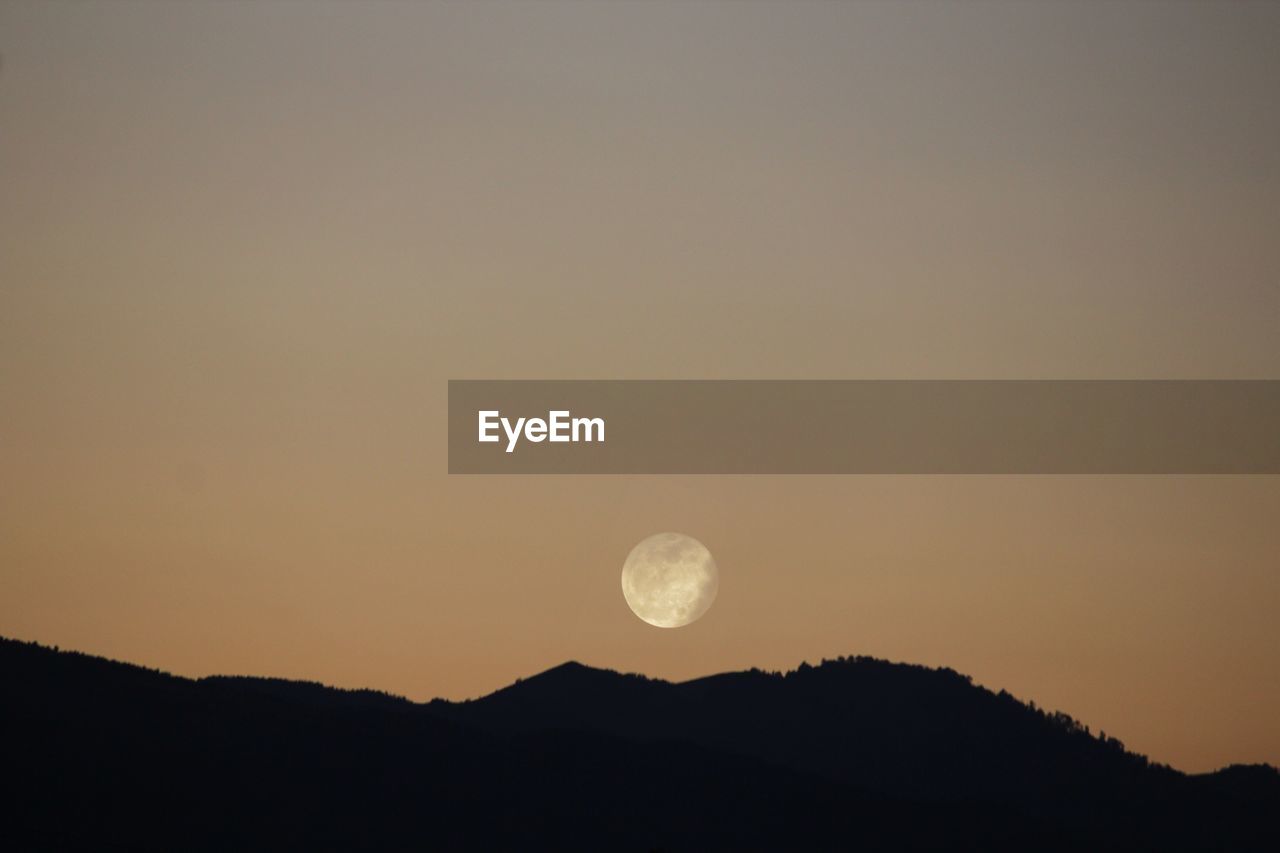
[1, 1, 1278, 772]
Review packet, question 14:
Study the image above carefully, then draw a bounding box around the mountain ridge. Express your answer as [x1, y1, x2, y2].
[2, 635, 1276, 851]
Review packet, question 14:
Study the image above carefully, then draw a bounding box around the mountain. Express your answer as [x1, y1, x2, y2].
[1, 637, 1275, 851]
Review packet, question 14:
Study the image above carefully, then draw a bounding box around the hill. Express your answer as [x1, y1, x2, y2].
[1, 637, 1275, 851]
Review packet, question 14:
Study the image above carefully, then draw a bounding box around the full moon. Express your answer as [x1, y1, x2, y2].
[621, 532, 718, 628]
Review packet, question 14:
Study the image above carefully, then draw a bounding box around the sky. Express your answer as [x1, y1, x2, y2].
[1, 0, 1278, 772]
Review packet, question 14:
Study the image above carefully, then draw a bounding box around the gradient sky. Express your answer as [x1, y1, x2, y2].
[2, 0, 1278, 772]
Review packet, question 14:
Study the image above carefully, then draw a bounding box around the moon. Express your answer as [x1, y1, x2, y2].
[621, 532, 718, 628]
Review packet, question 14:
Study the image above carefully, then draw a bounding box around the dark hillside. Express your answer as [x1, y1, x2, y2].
[2, 637, 1275, 851]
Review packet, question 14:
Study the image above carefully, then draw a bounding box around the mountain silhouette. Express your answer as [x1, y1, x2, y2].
[2, 637, 1275, 851]
[437, 658, 1176, 803]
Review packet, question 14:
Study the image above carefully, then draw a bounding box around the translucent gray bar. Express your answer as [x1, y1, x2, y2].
[448, 381, 1280, 474]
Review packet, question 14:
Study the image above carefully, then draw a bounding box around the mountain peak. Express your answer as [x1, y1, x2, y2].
[540, 659, 594, 675]
[503, 659, 661, 694]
